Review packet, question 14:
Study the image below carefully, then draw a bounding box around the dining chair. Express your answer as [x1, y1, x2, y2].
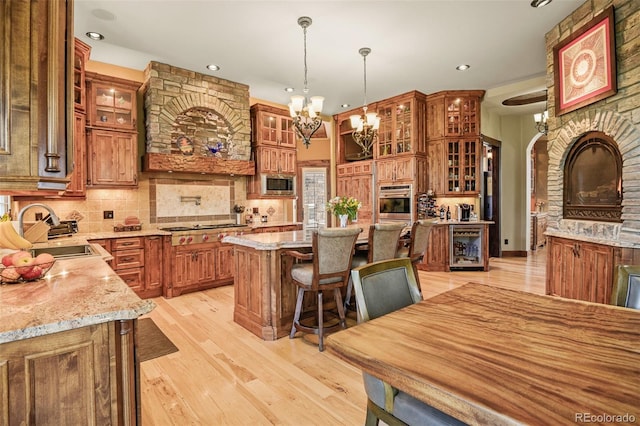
[397, 219, 437, 265]
[285, 227, 362, 351]
[611, 264, 640, 309]
[344, 222, 407, 311]
[350, 257, 465, 426]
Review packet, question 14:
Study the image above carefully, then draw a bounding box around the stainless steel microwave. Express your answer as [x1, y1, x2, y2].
[261, 175, 295, 196]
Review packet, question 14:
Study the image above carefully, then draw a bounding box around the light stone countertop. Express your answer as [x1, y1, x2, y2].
[0, 246, 155, 344]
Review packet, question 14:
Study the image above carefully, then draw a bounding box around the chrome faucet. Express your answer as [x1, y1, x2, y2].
[17, 203, 61, 237]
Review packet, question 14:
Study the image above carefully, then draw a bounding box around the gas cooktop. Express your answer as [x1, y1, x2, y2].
[160, 224, 247, 232]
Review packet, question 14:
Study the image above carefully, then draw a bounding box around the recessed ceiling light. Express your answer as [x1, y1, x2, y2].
[86, 32, 104, 40]
[284, 87, 294, 93]
[530, 0, 552, 8]
[341, 104, 350, 108]
[456, 64, 470, 71]
[206, 64, 220, 71]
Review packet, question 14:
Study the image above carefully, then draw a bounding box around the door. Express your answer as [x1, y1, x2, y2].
[482, 135, 501, 258]
[299, 166, 328, 229]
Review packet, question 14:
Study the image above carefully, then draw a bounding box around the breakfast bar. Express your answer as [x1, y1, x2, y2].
[224, 228, 368, 340]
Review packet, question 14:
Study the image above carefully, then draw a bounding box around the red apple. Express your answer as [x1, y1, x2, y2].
[0, 266, 21, 281]
[35, 253, 55, 270]
[20, 265, 44, 280]
[12, 251, 34, 274]
[1, 253, 14, 267]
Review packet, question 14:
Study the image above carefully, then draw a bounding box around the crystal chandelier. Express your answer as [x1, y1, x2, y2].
[350, 47, 380, 156]
[288, 16, 324, 149]
[534, 110, 548, 134]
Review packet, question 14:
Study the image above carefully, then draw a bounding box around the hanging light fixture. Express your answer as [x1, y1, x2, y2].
[350, 47, 380, 156]
[534, 110, 549, 134]
[288, 16, 324, 149]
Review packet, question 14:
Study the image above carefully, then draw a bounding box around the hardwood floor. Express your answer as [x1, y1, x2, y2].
[139, 249, 547, 425]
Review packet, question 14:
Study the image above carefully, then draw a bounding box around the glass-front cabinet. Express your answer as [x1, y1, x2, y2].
[376, 91, 427, 158]
[426, 90, 484, 196]
[87, 76, 138, 131]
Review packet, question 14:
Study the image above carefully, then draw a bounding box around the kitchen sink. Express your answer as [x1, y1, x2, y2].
[31, 244, 99, 259]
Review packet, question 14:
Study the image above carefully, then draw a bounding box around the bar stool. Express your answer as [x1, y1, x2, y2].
[285, 227, 362, 351]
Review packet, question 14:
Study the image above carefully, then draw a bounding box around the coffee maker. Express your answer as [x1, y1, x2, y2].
[458, 204, 471, 221]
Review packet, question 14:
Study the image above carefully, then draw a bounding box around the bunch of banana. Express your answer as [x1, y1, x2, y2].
[0, 221, 33, 250]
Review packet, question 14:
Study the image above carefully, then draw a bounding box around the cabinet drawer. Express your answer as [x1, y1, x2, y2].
[112, 237, 144, 251]
[117, 268, 144, 290]
[113, 248, 144, 270]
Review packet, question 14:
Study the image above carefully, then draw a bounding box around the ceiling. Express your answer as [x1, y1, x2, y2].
[74, 0, 584, 117]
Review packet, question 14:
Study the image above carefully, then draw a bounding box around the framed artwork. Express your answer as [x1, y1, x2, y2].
[554, 6, 616, 116]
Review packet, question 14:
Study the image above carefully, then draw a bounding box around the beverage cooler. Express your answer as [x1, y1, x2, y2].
[449, 224, 484, 270]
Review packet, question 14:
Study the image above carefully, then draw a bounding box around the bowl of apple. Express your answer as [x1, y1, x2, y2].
[0, 250, 55, 284]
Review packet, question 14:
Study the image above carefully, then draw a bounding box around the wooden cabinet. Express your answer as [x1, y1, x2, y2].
[73, 38, 91, 113]
[375, 91, 427, 158]
[0, 0, 73, 193]
[531, 213, 548, 250]
[86, 73, 140, 188]
[427, 90, 484, 196]
[248, 104, 297, 198]
[64, 111, 88, 197]
[87, 129, 138, 186]
[1, 320, 138, 425]
[91, 236, 165, 299]
[167, 241, 235, 298]
[336, 161, 373, 225]
[64, 38, 91, 197]
[417, 224, 450, 272]
[546, 237, 618, 304]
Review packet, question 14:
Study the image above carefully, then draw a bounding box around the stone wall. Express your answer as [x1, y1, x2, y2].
[142, 61, 251, 160]
[545, 0, 640, 245]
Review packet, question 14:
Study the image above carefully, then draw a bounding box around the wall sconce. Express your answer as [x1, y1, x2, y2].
[534, 110, 548, 134]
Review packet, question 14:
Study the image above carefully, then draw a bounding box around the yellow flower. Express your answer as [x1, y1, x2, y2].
[326, 196, 361, 220]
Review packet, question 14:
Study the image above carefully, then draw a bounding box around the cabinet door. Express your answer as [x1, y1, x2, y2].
[376, 103, 394, 157]
[428, 140, 446, 196]
[215, 244, 235, 281]
[144, 236, 164, 296]
[88, 83, 137, 130]
[376, 159, 396, 182]
[280, 149, 297, 174]
[462, 139, 479, 193]
[394, 157, 415, 181]
[174, 250, 198, 288]
[418, 225, 449, 271]
[88, 130, 138, 186]
[445, 96, 481, 136]
[426, 97, 445, 140]
[194, 249, 215, 283]
[64, 112, 87, 197]
[395, 99, 413, 154]
[257, 112, 296, 148]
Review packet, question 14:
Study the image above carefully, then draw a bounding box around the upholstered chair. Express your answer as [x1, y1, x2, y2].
[286, 227, 362, 351]
[351, 258, 465, 426]
[611, 265, 640, 309]
[344, 222, 407, 311]
[397, 219, 437, 264]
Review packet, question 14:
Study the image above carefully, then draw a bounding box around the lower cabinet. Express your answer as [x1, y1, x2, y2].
[166, 241, 235, 298]
[417, 223, 490, 272]
[417, 224, 449, 271]
[546, 236, 618, 304]
[1, 320, 138, 425]
[89, 235, 169, 299]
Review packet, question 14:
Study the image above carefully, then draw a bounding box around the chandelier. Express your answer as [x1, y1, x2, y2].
[288, 16, 324, 149]
[349, 47, 380, 155]
[534, 110, 548, 134]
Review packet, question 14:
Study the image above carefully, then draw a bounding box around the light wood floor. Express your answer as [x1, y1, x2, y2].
[140, 249, 547, 425]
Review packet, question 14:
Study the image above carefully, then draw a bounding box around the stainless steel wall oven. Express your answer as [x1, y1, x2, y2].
[378, 184, 412, 223]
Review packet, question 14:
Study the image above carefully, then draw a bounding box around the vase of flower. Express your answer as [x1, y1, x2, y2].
[326, 196, 362, 228]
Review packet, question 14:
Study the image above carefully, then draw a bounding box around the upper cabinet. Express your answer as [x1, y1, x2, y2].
[375, 91, 427, 158]
[73, 39, 91, 113]
[86, 73, 141, 188]
[86, 74, 139, 131]
[251, 104, 296, 148]
[427, 90, 484, 196]
[0, 0, 74, 193]
[248, 104, 297, 198]
[426, 90, 484, 140]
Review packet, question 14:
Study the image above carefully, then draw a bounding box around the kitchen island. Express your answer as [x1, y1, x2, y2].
[0, 250, 155, 424]
[223, 227, 367, 340]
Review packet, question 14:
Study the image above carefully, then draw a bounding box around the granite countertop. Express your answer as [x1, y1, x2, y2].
[0, 246, 155, 344]
[224, 225, 369, 250]
[248, 221, 302, 229]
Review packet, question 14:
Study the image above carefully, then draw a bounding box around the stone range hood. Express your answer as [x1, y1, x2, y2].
[141, 61, 254, 175]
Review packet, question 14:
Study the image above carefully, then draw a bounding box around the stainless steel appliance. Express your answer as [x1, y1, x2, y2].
[160, 223, 249, 246]
[378, 184, 412, 223]
[261, 174, 295, 196]
[450, 224, 484, 270]
[458, 204, 471, 221]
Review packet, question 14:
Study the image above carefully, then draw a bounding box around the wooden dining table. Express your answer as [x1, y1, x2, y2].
[326, 283, 640, 425]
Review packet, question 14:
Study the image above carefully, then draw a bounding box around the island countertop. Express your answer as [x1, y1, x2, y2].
[0, 254, 155, 344]
[223, 226, 369, 250]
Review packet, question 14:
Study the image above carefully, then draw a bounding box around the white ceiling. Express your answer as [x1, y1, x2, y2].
[74, 0, 584, 117]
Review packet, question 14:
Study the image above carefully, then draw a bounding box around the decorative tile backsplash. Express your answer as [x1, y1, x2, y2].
[156, 184, 230, 218]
